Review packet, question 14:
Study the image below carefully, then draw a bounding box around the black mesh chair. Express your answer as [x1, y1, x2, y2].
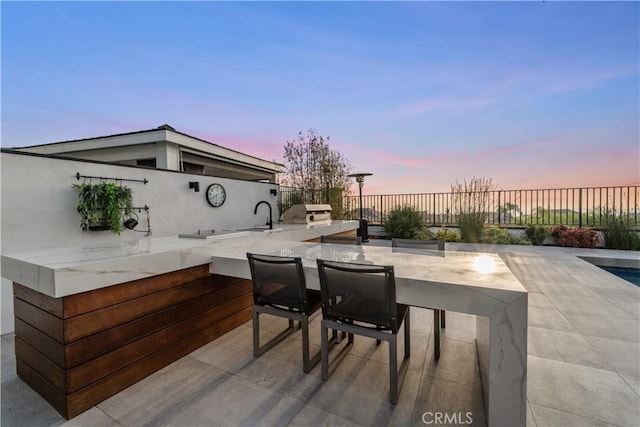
[316, 259, 410, 404]
[391, 238, 445, 360]
[247, 253, 332, 373]
[320, 235, 362, 245]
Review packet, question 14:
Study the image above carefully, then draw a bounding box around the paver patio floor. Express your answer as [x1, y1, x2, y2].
[2, 244, 638, 426]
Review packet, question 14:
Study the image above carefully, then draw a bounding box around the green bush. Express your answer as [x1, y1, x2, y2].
[435, 227, 460, 242]
[383, 206, 427, 239]
[414, 228, 435, 240]
[457, 212, 484, 243]
[481, 227, 531, 245]
[602, 213, 640, 250]
[524, 225, 549, 245]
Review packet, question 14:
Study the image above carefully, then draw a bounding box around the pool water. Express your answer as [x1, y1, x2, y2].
[599, 266, 640, 286]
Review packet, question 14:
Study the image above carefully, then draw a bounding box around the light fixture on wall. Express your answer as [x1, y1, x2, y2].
[189, 181, 200, 192]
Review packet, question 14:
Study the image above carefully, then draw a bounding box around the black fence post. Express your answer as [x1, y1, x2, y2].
[497, 191, 501, 226]
[579, 188, 583, 228]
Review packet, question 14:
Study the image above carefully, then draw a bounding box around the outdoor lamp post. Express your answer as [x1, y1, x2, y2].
[348, 172, 372, 242]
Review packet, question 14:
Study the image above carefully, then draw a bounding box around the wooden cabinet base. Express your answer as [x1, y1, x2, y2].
[13, 266, 253, 419]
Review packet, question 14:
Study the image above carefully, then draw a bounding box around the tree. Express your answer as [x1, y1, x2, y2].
[498, 202, 520, 224]
[281, 129, 352, 217]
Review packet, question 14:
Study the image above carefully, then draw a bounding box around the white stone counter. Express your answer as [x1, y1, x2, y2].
[203, 240, 528, 426]
[0, 221, 359, 298]
[1, 219, 527, 425]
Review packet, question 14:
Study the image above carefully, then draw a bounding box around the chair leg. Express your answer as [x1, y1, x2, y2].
[253, 309, 260, 358]
[376, 326, 382, 346]
[321, 321, 329, 381]
[389, 333, 398, 404]
[441, 310, 446, 329]
[404, 308, 411, 358]
[253, 307, 296, 358]
[389, 311, 412, 405]
[301, 316, 321, 373]
[321, 320, 353, 381]
[433, 309, 441, 361]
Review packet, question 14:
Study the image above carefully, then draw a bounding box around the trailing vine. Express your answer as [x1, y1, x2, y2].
[72, 182, 134, 234]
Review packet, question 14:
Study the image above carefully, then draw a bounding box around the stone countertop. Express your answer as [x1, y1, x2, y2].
[0, 221, 359, 298]
[202, 230, 529, 426]
[2, 219, 529, 425]
[204, 239, 527, 317]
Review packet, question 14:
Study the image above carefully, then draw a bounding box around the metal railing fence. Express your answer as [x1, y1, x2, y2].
[279, 185, 639, 229]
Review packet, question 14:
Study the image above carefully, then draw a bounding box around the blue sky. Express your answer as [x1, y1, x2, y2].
[2, 1, 638, 193]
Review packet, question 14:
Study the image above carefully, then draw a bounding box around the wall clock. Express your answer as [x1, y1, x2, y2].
[206, 183, 226, 207]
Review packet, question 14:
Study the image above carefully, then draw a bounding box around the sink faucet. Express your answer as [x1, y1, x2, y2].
[254, 201, 273, 229]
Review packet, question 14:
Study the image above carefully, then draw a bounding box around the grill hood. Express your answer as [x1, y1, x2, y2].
[281, 204, 332, 225]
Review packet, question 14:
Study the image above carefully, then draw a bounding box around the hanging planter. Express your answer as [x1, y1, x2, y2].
[73, 182, 134, 234]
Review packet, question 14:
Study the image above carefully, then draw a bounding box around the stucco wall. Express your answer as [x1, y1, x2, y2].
[0, 151, 280, 334]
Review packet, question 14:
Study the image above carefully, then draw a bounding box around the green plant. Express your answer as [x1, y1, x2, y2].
[550, 225, 599, 248]
[383, 205, 426, 239]
[73, 183, 134, 234]
[414, 228, 435, 240]
[481, 227, 531, 245]
[602, 212, 640, 250]
[435, 227, 460, 242]
[451, 177, 496, 243]
[457, 212, 485, 243]
[74, 183, 103, 230]
[524, 224, 549, 245]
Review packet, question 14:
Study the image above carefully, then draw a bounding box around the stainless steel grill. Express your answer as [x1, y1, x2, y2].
[281, 204, 332, 225]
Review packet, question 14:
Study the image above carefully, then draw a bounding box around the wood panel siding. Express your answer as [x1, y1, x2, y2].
[12, 267, 252, 419]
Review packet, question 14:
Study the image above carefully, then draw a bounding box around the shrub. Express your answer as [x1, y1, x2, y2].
[550, 224, 568, 238]
[457, 212, 485, 243]
[451, 176, 495, 243]
[383, 206, 426, 239]
[414, 228, 435, 240]
[551, 225, 600, 248]
[602, 212, 640, 250]
[435, 227, 461, 242]
[524, 225, 549, 245]
[481, 227, 531, 245]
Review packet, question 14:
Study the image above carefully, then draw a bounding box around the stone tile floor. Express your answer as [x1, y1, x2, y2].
[2, 244, 639, 426]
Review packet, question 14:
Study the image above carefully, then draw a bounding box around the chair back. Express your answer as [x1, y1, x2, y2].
[317, 259, 399, 331]
[320, 235, 362, 245]
[247, 253, 308, 312]
[391, 238, 444, 251]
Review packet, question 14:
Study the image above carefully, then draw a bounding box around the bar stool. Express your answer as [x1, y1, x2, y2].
[316, 259, 410, 404]
[247, 253, 326, 373]
[391, 238, 445, 360]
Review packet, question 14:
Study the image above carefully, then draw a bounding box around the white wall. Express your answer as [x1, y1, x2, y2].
[0, 151, 280, 334]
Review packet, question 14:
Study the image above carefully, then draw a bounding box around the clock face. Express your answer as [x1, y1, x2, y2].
[206, 183, 226, 207]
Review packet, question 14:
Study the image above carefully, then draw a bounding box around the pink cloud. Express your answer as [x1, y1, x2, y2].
[358, 132, 639, 194]
[541, 65, 638, 96]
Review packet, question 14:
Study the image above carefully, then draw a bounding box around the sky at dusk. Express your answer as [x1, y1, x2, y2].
[2, 1, 638, 194]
